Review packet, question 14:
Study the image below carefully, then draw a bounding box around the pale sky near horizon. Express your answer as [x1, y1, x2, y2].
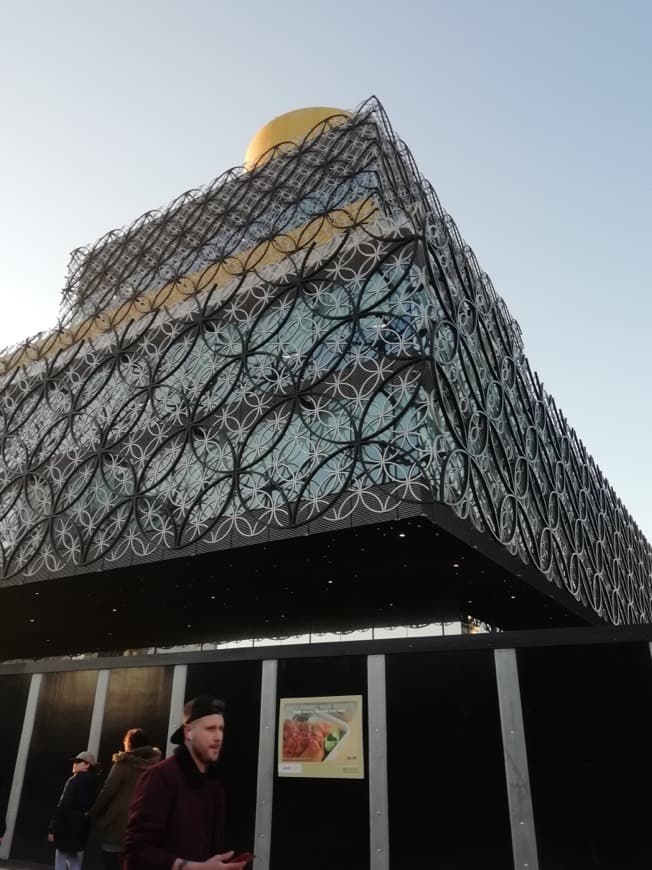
[0, 0, 650, 537]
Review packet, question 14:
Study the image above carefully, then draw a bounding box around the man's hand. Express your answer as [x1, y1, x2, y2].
[176, 853, 248, 870]
[47, 833, 54, 843]
[200, 852, 247, 869]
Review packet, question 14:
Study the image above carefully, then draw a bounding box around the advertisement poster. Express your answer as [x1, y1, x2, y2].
[277, 695, 365, 779]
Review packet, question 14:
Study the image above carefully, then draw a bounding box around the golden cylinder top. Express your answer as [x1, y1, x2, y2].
[244, 106, 351, 170]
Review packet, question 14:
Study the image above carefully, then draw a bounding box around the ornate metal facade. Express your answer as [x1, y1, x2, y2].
[0, 98, 650, 624]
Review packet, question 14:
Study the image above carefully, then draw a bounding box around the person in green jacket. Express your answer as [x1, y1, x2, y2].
[90, 729, 161, 870]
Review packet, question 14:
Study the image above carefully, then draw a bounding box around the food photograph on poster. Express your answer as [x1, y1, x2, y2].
[278, 695, 365, 779]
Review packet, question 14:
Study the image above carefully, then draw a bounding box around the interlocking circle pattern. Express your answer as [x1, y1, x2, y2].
[0, 98, 650, 625]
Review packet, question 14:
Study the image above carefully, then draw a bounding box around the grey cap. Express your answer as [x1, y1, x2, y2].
[70, 750, 97, 766]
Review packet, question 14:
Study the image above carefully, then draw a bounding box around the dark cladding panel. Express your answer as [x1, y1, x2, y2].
[518, 641, 652, 870]
[386, 650, 513, 869]
[97, 667, 173, 771]
[11, 669, 97, 864]
[0, 674, 31, 823]
[271, 656, 369, 870]
[185, 661, 262, 854]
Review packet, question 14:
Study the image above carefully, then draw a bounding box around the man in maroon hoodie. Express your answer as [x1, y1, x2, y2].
[123, 696, 248, 870]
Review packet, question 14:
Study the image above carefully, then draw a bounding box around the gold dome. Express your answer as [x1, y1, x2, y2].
[244, 106, 351, 170]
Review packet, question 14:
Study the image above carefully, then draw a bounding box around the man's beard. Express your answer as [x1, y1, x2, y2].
[190, 742, 220, 767]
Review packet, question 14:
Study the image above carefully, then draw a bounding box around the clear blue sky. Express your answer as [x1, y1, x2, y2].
[0, 0, 650, 537]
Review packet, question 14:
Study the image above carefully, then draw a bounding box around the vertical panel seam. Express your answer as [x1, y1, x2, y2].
[166, 664, 188, 758]
[87, 669, 110, 757]
[368, 654, 389, 870]
[0, 672, 43, 860]
[253, 659, 277, 870]
[494, 648, 539, 870]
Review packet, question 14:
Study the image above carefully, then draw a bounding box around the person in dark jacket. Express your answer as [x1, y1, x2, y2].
[89, 728, 161, 870]
[123, 696, 248, 870]
[48, 751, 100, 870]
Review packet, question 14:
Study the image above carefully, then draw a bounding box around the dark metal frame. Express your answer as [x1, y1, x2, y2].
[2, 622, 652, 676]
